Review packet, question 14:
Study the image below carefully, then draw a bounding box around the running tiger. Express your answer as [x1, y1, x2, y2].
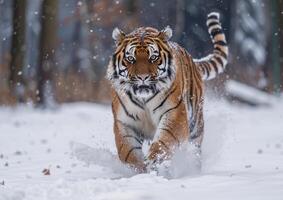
[107, 12, 228, 172]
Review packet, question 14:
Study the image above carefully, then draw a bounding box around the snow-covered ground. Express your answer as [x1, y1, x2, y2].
[0, 98, 283, 200]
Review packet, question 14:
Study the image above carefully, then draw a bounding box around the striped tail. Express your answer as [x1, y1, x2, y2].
[194, 12, 229, 80]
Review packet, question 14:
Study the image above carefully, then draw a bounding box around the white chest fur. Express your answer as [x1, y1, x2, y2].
[117, 92, 169, 139]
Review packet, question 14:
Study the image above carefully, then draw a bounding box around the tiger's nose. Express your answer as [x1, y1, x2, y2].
[136, 75, 150, 81]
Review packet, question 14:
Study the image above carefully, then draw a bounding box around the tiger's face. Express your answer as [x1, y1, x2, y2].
[108, 27, 175, 100]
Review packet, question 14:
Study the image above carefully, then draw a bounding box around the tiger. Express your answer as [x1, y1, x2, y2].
[106, 12, 228, 173]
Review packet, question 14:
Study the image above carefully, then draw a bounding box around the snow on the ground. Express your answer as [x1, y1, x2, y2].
[0, 98, 283, 200]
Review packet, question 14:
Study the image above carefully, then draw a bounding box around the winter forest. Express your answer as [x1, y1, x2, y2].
[0, 0, 283, 199]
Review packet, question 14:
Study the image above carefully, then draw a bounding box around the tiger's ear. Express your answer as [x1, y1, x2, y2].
[159, 26, 173, 41]
[112, 27, 125, 45]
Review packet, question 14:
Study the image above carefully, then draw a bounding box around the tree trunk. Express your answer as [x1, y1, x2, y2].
[37, 0, 58, 106]
[278, 0, 283, 92]
[9, 0, 27, 103]
[270, 0, 281, 94]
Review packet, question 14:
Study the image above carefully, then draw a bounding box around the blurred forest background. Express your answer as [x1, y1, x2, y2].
[0, 0, 282, 106]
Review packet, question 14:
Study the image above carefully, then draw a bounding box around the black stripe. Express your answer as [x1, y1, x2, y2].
[214, 41, 227, 46]
[207, 15, 218, 20]
[160, 128, 180, 144]
[163, 52, 168, 73]
[158, 66, 166, 73]
[167, 65, 172, 80]
[112, 55, 117, 71]
[118, 143, 124, 154]
[129, 42, 138, 46]
[215, 47, 228, 59]
[146, 91, 160, 103]
[117, 95, 139, 121]
[117, 120, 143, 140]
[159, 97, 183, 121]
[117, 55, 126, 77]
[123, 135, 143, 145]
[189, 72, 194, 99]
[156, 42, 171, 56]
[167, 51, 172, 67]
[157, 43, 172, 66]
[112, 55, 119, 79]
[203, 62, 210, 78]
[189, 116, 197, 132]
[125, 147, 142, 162]
[113, 71, 118, 79]
[215, 56, 224, 67]
[190, 132, 201, 140]
[211, 29, 224, 38]
[126, 92, 144, 109]
[210, 60, 219, 74]
[208, 21, 219, 27]
[153, 86, 177, 112]
[201, 64, 207, 77]
[121, 59, 128, 67]
[118, 69, 127, 77]
[159, 140, 169, 149]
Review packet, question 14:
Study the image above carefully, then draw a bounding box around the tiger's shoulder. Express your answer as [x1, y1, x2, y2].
[168, 41, 201, 76]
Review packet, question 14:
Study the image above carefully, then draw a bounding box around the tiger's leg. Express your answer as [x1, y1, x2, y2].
[146, 102, 189, 168]
[190, 111, 204, 148]
[114, 120, 146, 173]
[190, 110, 204, 170]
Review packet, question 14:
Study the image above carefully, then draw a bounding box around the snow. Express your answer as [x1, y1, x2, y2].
[0, 98, 283, 200]
[225, 80, 277, 106]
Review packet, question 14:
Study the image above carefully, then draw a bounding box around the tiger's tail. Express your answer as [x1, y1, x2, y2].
[194, 12, 229, 80]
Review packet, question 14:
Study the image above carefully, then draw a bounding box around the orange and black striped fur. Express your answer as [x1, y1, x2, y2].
[107, 12, 228, 172]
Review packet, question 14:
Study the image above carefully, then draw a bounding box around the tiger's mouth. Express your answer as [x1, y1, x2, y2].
[132, 84, 156, 97]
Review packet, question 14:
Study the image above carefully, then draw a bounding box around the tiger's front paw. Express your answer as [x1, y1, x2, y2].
[128, 161, 147, 174]
[144, 157, 157, 172]
[145, 141, 170, 171]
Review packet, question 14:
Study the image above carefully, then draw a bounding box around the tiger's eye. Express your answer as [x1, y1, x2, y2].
[127, 56, 135, 63]
[149, 55, 159, 61]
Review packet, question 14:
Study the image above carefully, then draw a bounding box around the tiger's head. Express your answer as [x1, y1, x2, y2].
[107, 27, 175, 100]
